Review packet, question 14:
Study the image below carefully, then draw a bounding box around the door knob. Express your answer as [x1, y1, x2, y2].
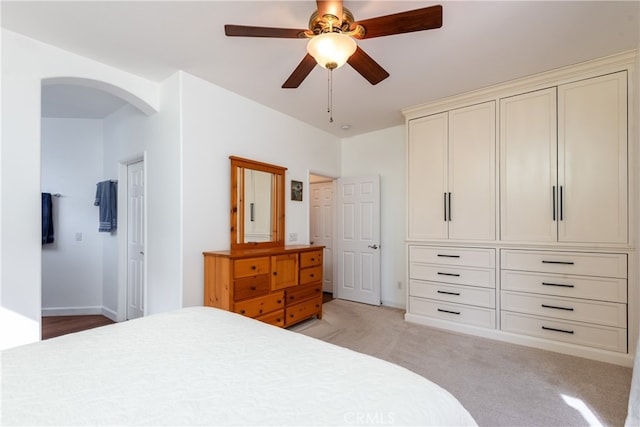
[368, 244, 379, 249]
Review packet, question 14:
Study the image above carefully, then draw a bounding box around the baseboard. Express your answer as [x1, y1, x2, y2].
[101, 307, 118, 322]
[42, 306, 108, 317]
[381, 300, 406, 310]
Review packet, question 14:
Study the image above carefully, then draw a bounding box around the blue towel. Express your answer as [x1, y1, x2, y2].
[42, 193, 54, 244]
[94, 180, 117, 232]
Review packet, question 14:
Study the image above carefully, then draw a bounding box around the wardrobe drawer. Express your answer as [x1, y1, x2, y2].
[234, 257, 270, 278]
[410, 280, 495, 309]
[285, 296, 322, 326]
[234, 291, 284, 318]
[501, 311, 627, 353]
[410, 264, 495, 288]
[255, 309, 285, 327]
[286, 282, 322, 305]
[234, 274, 270, 301]
[501, 250, 627, 278]
[299, 266, 322, 285]
[409, 246, 495, 268]
[501, 270, 627, 303]
[409, 297, 496, 329]
[300, 250, 323, 268]
[501, 291, 627, 328]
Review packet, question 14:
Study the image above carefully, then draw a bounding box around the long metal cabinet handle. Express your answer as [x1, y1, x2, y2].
[443, 192, 447, 222]
[559, 186, 564, 221]
[542, 326, 574, 334]
[541, 304, 574, 311]
[448, 192, 452, 221]
[552, 186, 556, 221]
[542, 260, 574, 265]
[542, 282, 575, 288]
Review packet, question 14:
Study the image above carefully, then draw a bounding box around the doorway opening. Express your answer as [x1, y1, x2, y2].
[309, 173, 337, 301]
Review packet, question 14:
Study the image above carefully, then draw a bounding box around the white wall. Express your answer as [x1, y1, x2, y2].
[1, 29, 159, 347]
[341, 125, 407, 308]
[103, 73, 183, 316]
[41, 118, 105, 315]
[180, 72, 342, 307]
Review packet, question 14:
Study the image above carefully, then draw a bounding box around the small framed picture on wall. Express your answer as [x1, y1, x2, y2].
[291, 180, 303, 201]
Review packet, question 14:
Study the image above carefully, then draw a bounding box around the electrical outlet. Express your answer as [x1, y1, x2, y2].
[397, 281, 402, 289]
[289, 232, 298, 242]
[75, 232, 83, 242]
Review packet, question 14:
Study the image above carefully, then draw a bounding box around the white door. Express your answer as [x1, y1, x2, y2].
[500, 88, 558, 242]
[336, 175, 380, 305]
[127, 161, 145, 320]
[558, 71, 628, 244]
[310, 181, 334, 293]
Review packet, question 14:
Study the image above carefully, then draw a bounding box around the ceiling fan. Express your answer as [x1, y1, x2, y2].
[225, 1, 443, 89]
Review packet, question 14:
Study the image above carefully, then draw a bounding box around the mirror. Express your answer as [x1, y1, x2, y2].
[230, 156, 286, 250]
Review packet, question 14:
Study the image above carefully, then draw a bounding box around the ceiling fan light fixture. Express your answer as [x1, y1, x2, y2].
[306, 32, 357, 70]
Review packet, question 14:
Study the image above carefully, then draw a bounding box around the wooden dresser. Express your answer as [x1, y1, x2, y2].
[203, 245, 324, 328]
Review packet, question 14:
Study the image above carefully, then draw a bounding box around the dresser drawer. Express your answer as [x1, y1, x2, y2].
[501, 250, 627, 278]
[300, 250, 323, 268]
[410, 280, 495, 308]
[255, 309, 285, 327]
[409, 297, 496, 329]
[234, 274, 270, 301]
[410, 264, 495, 288]
[233, 291, 284, 318]
[234, 257, 270, 278]
[300, 265, 322, 285]
[410, 246, 495, 268]
[501, 291, 627, 328]
[285, 296, 322, 326]
[286, 282, 322, 305]
[501, 311, 627, 353]
[501, 270, 627, 303]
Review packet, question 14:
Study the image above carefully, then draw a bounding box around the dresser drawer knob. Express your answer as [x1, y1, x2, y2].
[240, 310, 246, 314]
[437, 272, 460, 277]
[437, 254, 460, 258]
[310, 274, 314, 278]
[290, 314, 295, 318]
[277, 299, 282, 304]
[310, 258, 315, 262]
[250, 286, 257, 291]
[259, 309, 263, 314]
[273, 272, 278, 276]
[315, 304, 320, 308]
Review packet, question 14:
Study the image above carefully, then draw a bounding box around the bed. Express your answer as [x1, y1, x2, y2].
[1, 306, 476, 426]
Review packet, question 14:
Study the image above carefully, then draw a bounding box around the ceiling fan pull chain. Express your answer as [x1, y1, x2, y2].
[327, 67, 334, 123]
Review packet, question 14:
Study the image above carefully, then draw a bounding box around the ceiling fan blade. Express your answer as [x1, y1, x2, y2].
[282, 54, 317, 88]
[353, 4, 443, 39]
[316, 0, 343, 24]
[225, 24, 306, 39]
[347, 46, 389, 85]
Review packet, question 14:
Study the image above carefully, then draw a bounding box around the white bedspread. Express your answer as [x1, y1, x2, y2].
[1, 307, 476, 426]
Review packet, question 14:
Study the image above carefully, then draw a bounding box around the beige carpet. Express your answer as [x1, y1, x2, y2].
[291, 299, 632, 427]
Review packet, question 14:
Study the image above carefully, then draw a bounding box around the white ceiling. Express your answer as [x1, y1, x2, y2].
[3, 1, 639, 137]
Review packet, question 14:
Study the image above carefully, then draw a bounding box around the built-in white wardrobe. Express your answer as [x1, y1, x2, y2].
[403, 51, 637, 366]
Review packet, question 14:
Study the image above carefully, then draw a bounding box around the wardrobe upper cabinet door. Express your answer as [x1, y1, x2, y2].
[448, 101, 496, 241]
[500, 88, 558, 242]
[558, 72, 628, 244]
[407, 113, 448, 240]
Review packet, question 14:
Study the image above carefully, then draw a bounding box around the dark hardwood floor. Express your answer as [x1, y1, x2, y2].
[42, 315, 115, 340]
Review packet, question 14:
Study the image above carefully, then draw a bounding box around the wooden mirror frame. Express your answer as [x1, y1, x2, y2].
[230, 156, 286, 250]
